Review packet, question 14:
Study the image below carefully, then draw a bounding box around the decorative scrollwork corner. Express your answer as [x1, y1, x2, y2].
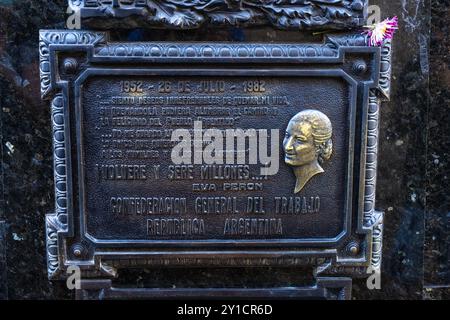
[39, 30, 106, 99]
[46, 214, 62, 280]
[368, 211, 383, 272]
[378, 39, 392, 100]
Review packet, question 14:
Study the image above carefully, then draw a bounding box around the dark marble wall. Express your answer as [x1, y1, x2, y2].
[0, 0, 70, 299]
[423, 0, 450, 298]
[353, 0, 431, 299]
[0, 221, 6, 299]
[0, 0, 447, 299]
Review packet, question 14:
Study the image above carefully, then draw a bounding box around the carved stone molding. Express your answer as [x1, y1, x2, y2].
[69, 0, 368, 30]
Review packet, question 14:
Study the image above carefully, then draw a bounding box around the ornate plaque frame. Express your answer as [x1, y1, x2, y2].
[40, 30, 391, 298]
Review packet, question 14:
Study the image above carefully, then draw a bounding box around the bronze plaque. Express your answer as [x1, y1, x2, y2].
[81, 74, 352, 243]
[41, 30, 390, 282]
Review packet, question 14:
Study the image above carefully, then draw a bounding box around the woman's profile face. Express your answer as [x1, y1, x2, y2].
[283, 119, 317, 166]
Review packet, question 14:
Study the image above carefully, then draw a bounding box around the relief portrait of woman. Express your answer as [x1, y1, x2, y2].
[283, 109, 333, 193]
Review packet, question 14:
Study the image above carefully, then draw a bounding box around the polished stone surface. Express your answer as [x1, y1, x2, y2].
[0, 0, 447, 299]
[0, 221, 7, 299]
[0, 0, 70, 299]
[424, 0, 450, 296]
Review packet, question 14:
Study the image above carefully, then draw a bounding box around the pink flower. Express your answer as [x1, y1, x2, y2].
[364, 16, 398, 46]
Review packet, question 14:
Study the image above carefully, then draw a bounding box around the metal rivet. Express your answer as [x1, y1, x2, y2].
[352, 60, 367, 75]
[63, 58, 78, 74]
[346, 241, 360, 256]
[72, 244, 84, 258]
